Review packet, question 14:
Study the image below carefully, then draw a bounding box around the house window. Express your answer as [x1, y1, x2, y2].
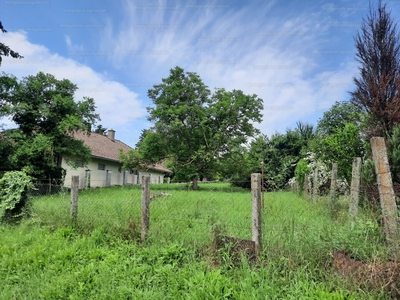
[130, 169, 138, 175]
[98, 163, 105, 170]
[75, 160, 84, 168]
[118, 167, 122, 173]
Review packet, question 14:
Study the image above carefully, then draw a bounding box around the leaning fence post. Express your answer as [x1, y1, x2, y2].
[349, 157, 361, 217]
[371, 137, 400, 257]
[141, 175, 151, 241]
[251, 173, 262, 256]
[70, 175, 79, 224]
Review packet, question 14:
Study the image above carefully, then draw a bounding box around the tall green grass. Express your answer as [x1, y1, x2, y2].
[0, 183, 390, 299]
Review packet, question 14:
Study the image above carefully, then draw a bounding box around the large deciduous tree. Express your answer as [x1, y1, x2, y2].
[0, 21, 23, 66]
[350, 0, 400, 138]
[0, 72, 100, 179]
[142, 66, 263, 189]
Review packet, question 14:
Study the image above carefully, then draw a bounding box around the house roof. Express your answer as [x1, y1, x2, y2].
[72, 131, 172, 174]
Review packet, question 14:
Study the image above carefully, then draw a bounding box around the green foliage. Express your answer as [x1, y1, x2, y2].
[119, 148, 146, 171]
[295, 159, 310, 188]
[0, 171, 34, 222]
[312, 122, 364, 184]
[359, 158, 380, 209]
[316, 101, 362, 137]
[143, 66, 263, 187]
[233, 125, 313, 190]
[93, 124, 107, 135]
[312, 101, 365, 184]
[0, 72, 100, 178]
[387, 125, 400, 183]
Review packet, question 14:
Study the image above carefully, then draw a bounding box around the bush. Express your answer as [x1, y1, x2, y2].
[0, 171, 34, 223]
[294, 159, 310, 189]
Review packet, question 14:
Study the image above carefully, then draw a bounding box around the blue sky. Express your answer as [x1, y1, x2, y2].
[1, 0, 399, 148]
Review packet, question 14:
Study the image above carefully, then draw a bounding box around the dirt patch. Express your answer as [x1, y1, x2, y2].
[213, 235, 256, 266]
[333, 250, 400, 297]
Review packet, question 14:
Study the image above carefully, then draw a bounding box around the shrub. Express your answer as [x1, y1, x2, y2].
[0, 171, 34, 223]
[294, 159, 310, 189]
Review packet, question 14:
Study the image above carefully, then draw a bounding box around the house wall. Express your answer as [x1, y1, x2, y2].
[62, 158, 167, 188]
[62, 157, 122, 188]
[138, 170, 165, 184]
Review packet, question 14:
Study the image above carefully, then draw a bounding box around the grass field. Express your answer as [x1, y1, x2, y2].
[0, 183, 392, 299]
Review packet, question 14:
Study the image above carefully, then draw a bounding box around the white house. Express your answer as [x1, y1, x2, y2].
[62, 130, 172, 189]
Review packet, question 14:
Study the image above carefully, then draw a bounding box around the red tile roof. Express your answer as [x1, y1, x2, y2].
[72, 131, 172, 174]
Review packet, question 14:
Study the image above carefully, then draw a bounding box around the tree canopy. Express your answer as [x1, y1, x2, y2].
[137, 66, 263, 188]
[93, 124, 108, 135]
[0, 72, 100, 179]
[316, 101, 362, 137]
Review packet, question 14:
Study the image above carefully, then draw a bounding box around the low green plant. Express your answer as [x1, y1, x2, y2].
[0, 171, 34, 223]
[295, 158, 310, 189]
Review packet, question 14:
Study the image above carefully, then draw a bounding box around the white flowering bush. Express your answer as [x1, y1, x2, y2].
[289, 152, 349, 195]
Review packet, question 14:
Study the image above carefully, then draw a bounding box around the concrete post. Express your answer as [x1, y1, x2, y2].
[313, 168, 318, 203]
[330, 163, 338, 202]
[70, 175, 79, 224]
[349, 157, 361, 217]
[141, 176, 151, 241]
[371, 137, 400, 257]
[251, 173, 262, 256]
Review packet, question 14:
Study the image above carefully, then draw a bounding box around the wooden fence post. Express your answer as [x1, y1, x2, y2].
[313, 168, 318, 203]
[330, 163, 338, 202]
[371, 137, 400, 257]
[349, 157, 361, 217]
[70, 175, 79, 224]
[251, 173, 262, 256]
[141, 175, 151, 241]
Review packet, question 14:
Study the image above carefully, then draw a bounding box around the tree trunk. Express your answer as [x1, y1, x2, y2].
[192, 177, 199, 190]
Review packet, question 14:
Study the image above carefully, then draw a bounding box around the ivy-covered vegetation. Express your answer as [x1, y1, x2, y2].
[0, 171, 34, 223]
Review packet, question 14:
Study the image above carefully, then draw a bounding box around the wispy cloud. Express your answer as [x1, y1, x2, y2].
[99, 1, 359, 135]
[1, 0, 377, 145]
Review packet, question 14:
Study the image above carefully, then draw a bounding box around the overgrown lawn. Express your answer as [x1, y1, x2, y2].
[0, 184, 390, 299]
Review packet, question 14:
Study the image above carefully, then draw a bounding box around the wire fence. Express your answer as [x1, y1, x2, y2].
[29, 177, 260, 250]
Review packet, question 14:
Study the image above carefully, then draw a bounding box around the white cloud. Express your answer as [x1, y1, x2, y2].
[97, 1, 360, 137]
[0, 31, 146, 130]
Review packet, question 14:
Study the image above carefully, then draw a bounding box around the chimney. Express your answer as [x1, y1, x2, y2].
[108, 129, 115, 141]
